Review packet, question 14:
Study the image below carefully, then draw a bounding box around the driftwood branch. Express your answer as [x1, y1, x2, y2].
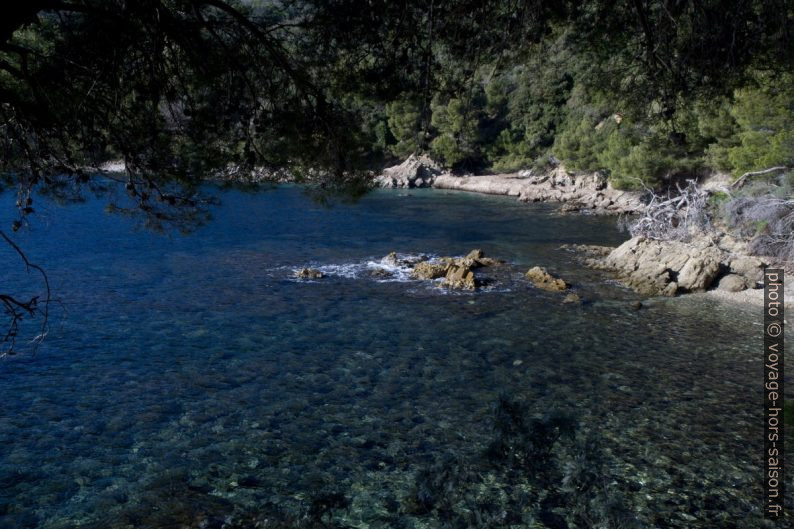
[730, 166, 788, 190]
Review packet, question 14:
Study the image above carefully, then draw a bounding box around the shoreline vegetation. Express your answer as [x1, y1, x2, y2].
[372, 154, 794, 308]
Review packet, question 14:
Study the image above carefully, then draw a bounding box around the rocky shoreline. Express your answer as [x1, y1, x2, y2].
[374, 154, 644, 215]
[376, 156, 793, 307]
[566, 237, 794, 308]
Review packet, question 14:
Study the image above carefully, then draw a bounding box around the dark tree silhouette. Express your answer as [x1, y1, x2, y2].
[1, 1, 791, 351]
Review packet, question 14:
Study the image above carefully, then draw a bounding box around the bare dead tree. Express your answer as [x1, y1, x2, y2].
[621, 171, 794, 269]
[621, 179, 712, 242]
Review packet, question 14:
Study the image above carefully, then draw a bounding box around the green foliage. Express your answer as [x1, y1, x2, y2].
[429, 97, 482, 167]
[686, 75, 794, 180]
[552, 109, 699, 190]
[385, 96, 423, 158]
[553, 115, 612, 173]
[695, 98, 739, 170]
[2, 0, 793, 193]
[726, 77, 794, 175]
[753, 219, 770, 236]
[602, 132, 693, 191]
[482, 33, 574, 171]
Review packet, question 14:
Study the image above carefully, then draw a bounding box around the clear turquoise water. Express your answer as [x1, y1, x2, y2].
[0, 186, 790, 528]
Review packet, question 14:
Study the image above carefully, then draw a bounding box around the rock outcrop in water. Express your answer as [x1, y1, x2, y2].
[382, 249, 504, 290]
[295, 267, 325, 279]
[562, 292, 581, 304]
[456, 248, 505, 268]
[411, 261, 449, 280]
[525, 266, 569, 291]
[369, 268, 394, 278]
[443, 263, 478, 290]
[582, 236, 767, 296]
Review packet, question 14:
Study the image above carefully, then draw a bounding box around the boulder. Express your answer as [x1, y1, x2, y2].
[727, 255, 767, 287]
[716, 273, 748, 292]
[295, 268, 324, 279]
[443, 264, 477, 290]
[677, 253, 722, 291]
[411, 261, 449, 280]
[525, 266, 569, 291]
[374, 154, 443, 188]
[598, 237, 723, 296]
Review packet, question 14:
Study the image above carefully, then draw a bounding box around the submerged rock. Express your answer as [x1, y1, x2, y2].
[295, 268, 325, 279]
[559, 244, 614, 257]
[562, 293, 581, 304]
[382, 251, 428, 267]
[370, 268, 394, 278]
[525, 266, 569, 291]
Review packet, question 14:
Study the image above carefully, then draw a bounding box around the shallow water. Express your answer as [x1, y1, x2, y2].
[0, 186, 790, 528]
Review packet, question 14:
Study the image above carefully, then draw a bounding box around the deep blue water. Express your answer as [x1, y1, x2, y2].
[0, 186, 790, 528]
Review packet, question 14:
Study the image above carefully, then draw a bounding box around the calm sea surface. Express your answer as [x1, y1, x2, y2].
[0, 186, 790, 528]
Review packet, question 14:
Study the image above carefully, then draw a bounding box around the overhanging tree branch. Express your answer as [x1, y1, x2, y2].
[0, 230, 50, 355]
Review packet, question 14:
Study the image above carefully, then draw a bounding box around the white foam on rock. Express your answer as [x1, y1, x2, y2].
[284, 253, 516, 292]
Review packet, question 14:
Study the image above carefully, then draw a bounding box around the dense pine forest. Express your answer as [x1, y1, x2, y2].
[1, 1, 792, 197]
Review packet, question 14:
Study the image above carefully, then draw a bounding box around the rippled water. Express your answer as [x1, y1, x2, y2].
[0, 186, 790, 528]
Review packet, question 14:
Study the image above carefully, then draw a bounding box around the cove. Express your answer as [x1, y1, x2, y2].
[0, 186, 781, 528]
